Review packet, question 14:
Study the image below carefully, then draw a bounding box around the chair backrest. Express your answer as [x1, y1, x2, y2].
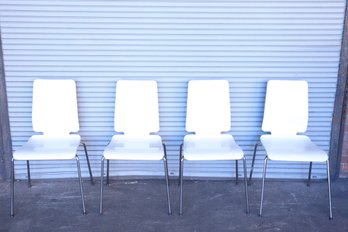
[114, 80, 160, 135]
[185, 80, 231, 135]
[262, 80, 308, 135]
[32, 79, 79, 135]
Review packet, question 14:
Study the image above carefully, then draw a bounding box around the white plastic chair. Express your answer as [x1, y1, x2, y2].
[248, 80, 332, 219]
[99, 80, 171, 215]
[179, 80, 249, 215]
[11, 79, 94, 216]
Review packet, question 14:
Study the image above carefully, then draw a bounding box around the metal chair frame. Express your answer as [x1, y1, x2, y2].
[99, 80, 172, 215]
[248, 80, 333, 219]
[10, 79, 94, 216]
[178, 80, 249, 215]
[99, 143, 172, 215]
[178, 144, 250, 215]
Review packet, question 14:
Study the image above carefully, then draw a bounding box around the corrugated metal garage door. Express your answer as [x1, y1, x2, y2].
[0, 0, 346, 179]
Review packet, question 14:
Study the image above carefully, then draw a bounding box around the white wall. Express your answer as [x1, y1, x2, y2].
[0, 0, 346, 179]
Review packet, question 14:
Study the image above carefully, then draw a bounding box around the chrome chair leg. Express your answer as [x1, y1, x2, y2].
[81, 142, 94, 184]
[163, 144, 172, 215]
[178, 143, 183, 186]
[100, 157, 105, 214]
[327, 160, 333, 219]
[76, 156, 86, 215]
[106, 160, 110, 186]
[10, 158, 15, 217]
[248, 141, 260, 185]
[179, 156, 184, 215]
[235, 160, 239, 185]
[242, 157, 250, 214]
[259, 157, 268, 217]
[307, 162, 312, 187]
[26, 160, 32, 188]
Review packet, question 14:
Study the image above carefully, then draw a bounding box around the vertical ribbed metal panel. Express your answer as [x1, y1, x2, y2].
[0, 0, 345, 179]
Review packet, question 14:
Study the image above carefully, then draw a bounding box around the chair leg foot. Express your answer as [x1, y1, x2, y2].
[259, 157, 268, 217]
[307, 162, 312, 187]
[327, 160, 333, 219]
[163, 144, 172, 215]
[179, 157, 184, 216]
[248, 141, 260, 185]
[235, 160, 239, 185]
[100, 157, 105, 214]
[178, 144, 183, 186]
[82, 142, 94, 185]
[10, 158, 15, 217]
[76, 156, 86, 215]
[26, 160, 32, 188]
[106, 160, 110, 186]
[243, 157, 250, 214]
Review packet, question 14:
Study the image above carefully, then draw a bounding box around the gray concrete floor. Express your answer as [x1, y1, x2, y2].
[0, 177, 348, 232]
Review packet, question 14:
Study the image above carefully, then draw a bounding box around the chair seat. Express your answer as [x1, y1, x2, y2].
[261, 134, 328, 162]
[103, 135, 164, 160]
[13, 134, 81, 160]
[183, 134, 244, 161]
